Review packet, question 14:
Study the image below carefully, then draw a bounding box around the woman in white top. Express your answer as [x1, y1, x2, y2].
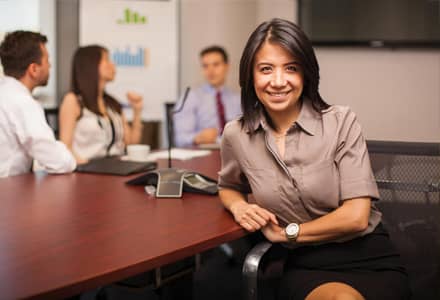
[59, 45, 143, 164]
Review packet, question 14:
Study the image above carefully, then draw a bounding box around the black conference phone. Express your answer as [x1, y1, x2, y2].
[125, 168, 218, 198]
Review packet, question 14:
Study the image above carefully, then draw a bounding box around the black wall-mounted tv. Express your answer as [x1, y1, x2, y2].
[298, 0, 440, 48]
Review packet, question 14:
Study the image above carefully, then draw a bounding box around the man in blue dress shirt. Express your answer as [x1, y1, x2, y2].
[174, 46, 241, 147]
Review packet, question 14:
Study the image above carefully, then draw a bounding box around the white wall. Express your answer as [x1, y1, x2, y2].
[180, 0, 257, 94]
[316, 48, 440, 142]
[256, 0, 297, 24]
[0, 0, 40, 75]
[0, 0, 56, 107]
[36, 0, 56, 107]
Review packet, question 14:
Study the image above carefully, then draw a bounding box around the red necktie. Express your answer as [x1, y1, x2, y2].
[216, 91, 226, 134]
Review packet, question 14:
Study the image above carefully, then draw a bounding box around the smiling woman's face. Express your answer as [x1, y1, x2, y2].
[253, 41, 304, 115]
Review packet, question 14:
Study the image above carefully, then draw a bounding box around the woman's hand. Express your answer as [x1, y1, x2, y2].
[123, 92, 144, 145]
[230, 201, 278, 232]
[261, 222, 287, 243]
[126, 91, 143, 113]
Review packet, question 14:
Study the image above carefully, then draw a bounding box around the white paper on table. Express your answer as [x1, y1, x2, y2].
[147, 148, 211, 161]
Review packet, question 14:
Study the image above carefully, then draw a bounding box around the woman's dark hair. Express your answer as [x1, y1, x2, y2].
[71, 45, 121, 115]
[0, 30, 47, 79]
[239, 18, 329, 132]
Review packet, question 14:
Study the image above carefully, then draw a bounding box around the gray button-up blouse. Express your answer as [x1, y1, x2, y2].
[218, 100, 381, 241]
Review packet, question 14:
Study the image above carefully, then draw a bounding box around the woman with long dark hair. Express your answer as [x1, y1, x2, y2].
[219, 19, 410, 300]
[59, 45, 143, 164]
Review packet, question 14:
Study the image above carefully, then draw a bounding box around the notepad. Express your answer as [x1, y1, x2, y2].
[76, 156, 157, 176]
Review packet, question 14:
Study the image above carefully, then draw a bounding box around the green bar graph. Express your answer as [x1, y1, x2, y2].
[125, 8, 130, 23]
[117, 8, 147, 24]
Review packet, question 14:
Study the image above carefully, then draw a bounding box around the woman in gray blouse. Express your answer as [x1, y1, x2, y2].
[218, 19, 409, 300]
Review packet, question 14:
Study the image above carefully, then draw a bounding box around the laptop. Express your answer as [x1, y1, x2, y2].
[76, 156, 157, 176]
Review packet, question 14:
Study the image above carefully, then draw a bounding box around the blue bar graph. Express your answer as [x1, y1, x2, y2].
[111, 47, 147, 67]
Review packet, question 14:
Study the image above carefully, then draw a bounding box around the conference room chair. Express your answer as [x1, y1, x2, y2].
[242, 140, 440, 300]
[165, 102, 176, 148]
[44, 107, 59, 138]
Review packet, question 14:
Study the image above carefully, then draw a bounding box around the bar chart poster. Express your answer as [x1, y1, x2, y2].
[79, 0, 178, 121]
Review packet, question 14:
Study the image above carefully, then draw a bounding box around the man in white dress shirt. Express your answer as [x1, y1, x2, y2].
[0, 31, 76, 177]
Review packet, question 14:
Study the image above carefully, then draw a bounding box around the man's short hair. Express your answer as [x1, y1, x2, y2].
[0, 30, 48, 79]
[200, 45, 228, 64]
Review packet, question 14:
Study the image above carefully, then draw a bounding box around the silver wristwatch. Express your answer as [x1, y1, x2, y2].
[285, 223, 300, 242]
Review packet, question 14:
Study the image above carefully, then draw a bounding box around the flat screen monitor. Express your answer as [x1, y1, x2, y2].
[298, 0, 440, 48]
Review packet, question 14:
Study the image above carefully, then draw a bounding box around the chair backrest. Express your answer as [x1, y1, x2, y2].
[367, 140, 440, 300]
[164, 102, 175, 148]
[44, 107, 59, 138]
[243, 140, 440, 300]
[368, 140, 440, 204]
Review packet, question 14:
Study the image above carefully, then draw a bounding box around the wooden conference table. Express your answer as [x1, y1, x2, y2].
[0, 150, 246, 299]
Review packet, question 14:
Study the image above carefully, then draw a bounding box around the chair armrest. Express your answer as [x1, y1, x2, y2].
[242, 241, 273, 300]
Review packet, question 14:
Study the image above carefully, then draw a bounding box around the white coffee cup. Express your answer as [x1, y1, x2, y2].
[126, 144, 150, 161]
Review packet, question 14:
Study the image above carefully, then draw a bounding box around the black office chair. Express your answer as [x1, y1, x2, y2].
[44, 107, 59, 138]
[165, 102, 176, 148]
[242, 140, 440, 300]
[243, 241, 287, 300]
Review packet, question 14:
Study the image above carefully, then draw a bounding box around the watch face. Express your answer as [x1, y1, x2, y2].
[286, 223, 299, 236]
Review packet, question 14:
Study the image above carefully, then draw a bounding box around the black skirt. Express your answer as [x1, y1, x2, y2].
[276, 223, 411, 300]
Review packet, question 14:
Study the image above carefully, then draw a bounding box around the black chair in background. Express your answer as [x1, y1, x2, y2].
[44, 107, 59, 138]
[368, 140, 440, 300]
[242, 140, 440, 300]
[165, 102, 176, 148]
